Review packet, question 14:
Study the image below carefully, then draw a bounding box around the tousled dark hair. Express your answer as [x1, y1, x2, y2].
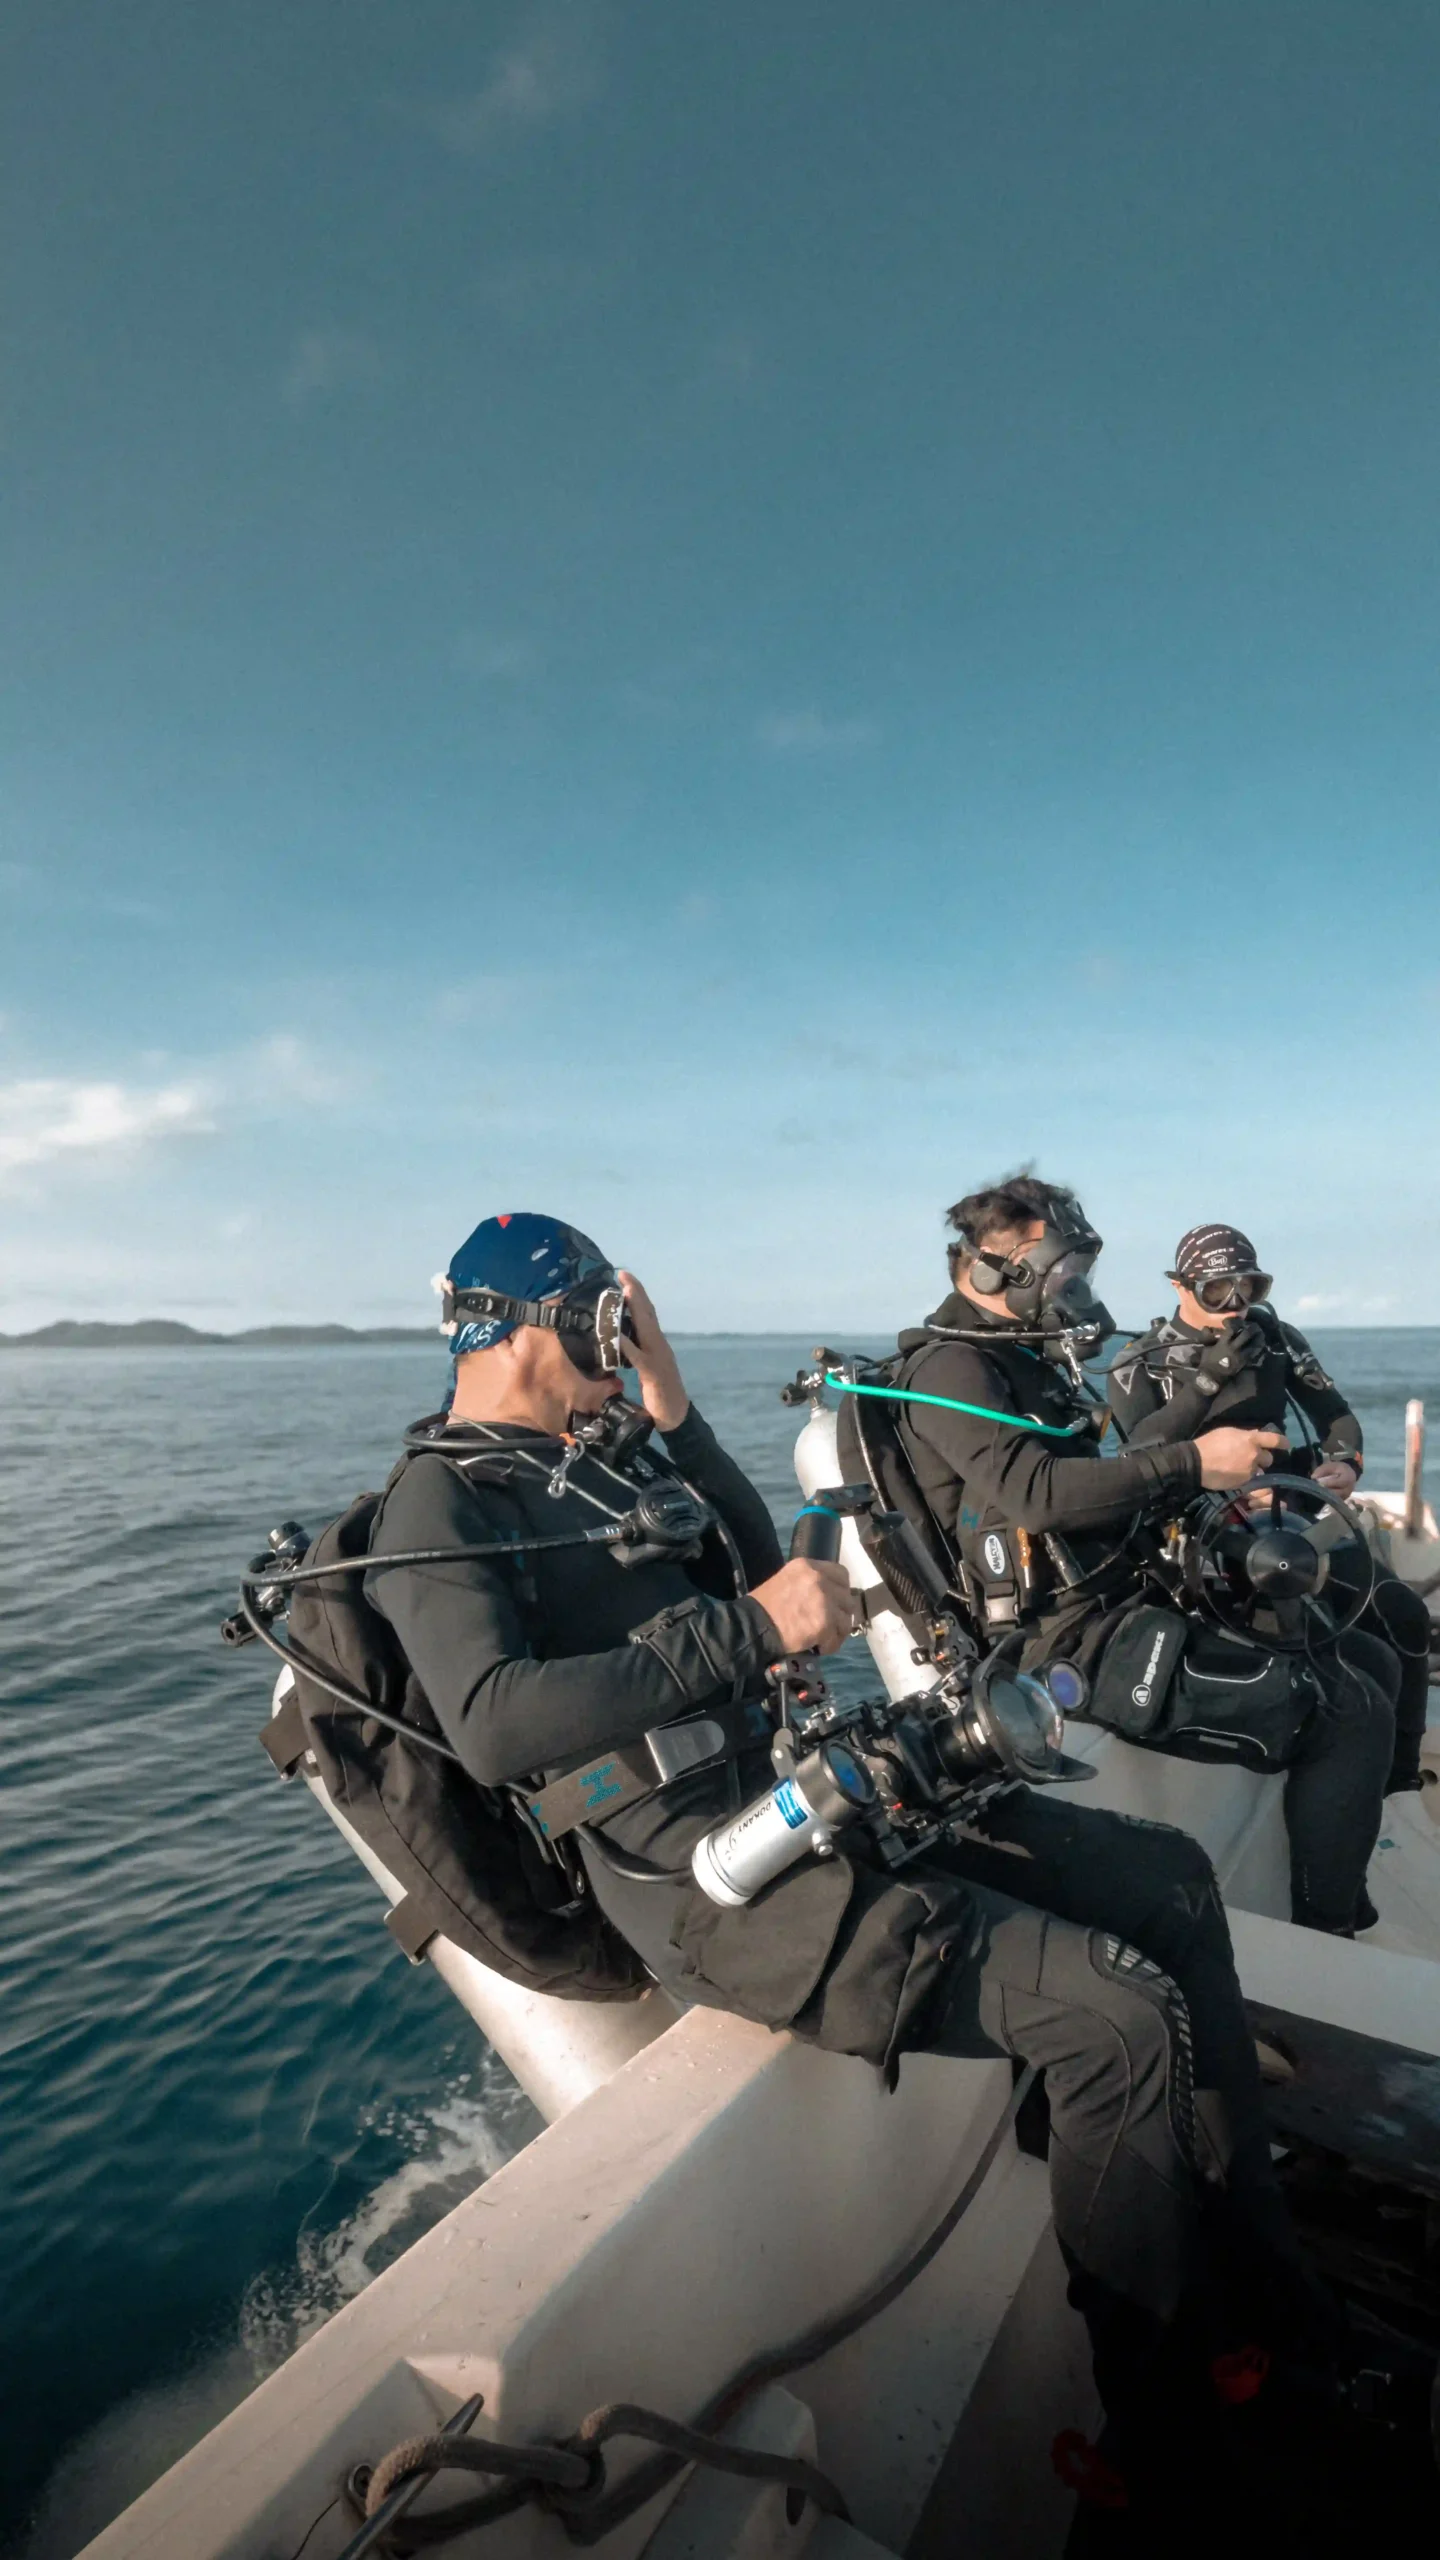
[944, 1171, 1081, 1274]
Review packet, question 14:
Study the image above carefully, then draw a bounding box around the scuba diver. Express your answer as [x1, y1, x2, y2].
[1108, 1223, 1432, 1798]
[304, 1208, 1350, 2544]
[880, 1175, 1397, 1939]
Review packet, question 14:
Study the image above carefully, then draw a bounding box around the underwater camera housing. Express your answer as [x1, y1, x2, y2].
[691, 1644, 1093, 1907]
[691, 1484, 1094, 1906]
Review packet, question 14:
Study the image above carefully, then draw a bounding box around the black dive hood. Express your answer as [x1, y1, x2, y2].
[969, 1199, 1115, 1351]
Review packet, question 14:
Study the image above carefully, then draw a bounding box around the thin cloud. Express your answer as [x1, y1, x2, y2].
[455, 628, 537, 681]
[243, 1034, 350, 1108]
[1295, 1291, 1398, 1317]
[0, 1078, 211, 1181]
[756, 711, 880, 753]
[0, 1037, 355, 1189]
[281, 329, 382, 410]
[430, 975, 537, 1027]
[422, 7, 602, 153]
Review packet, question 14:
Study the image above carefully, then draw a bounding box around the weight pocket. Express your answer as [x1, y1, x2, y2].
[670, 1854, 856, 2028]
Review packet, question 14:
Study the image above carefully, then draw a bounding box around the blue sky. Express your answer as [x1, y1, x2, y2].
[4, 0, 1439, 1334]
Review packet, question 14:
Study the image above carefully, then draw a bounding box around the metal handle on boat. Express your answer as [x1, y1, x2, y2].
[1404, 1398, 1426, 1540]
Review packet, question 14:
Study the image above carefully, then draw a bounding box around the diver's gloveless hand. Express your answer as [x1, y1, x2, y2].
[1194, 1427, 1287, 1489]
[750, 1558, 854, 1656]
[616, 1270, 690, 1433]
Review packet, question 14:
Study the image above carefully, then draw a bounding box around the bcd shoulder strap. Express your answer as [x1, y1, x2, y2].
[834, 1361, 967, 1628]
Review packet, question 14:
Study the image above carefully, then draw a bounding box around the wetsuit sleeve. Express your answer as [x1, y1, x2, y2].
[1107, 1345, 1215, 1449]
[367, 1458, 780, 1788]
[1279, 1326, 1364, 1469]
[660, 1403, 785, 1586]
[1104, 1337, 1194, 1446]
[906, 1342, 1198, 1531]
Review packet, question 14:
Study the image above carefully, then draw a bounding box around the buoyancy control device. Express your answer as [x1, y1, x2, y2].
[786, 1341, 1105, 1647]
[247, 1472, 647, 2000]
[223, 1401, 753, 2000]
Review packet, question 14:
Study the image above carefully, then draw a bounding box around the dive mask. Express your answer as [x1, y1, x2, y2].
[1182, 1270, 1273, 1315]
[439, 1273, 636, 1377]
[969, 1203, 1115, 1345]
[560, 1274, 637, 1379]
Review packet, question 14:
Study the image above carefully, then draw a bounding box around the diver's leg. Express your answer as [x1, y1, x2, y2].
[938, 1795, 1329, 2352]
[1368, 1571, 1433, 1790]
[1327, 1547, 1431, 1792]
[1282, 1642, 1394, 1932]
[940, 1794, 1268, 2160]
[919, 1880, 1209, 2423]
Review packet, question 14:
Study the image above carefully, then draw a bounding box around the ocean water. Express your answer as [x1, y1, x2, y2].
[3, 1329, 1438, 2553]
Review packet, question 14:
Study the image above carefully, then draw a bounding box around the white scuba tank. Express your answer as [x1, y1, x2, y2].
[793, 1400, 941, 1703]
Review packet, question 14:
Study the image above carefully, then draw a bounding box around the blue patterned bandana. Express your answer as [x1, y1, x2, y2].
[437, 1213, 615, 1358]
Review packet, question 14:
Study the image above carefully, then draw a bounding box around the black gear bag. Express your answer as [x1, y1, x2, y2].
[1084, 1603, 1312, 1766]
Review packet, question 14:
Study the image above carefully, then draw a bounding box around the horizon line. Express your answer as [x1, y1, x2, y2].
[1, 1316, 1435, 1346]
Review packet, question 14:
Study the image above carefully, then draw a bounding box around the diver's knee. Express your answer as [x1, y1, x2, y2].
[1064, 1938, 1194, 2134]
[1324, 1626, 1392, 1706]
[1146, 1824, 1220, 1907]
[1311, 1658, 1396, 1769]
[1171, 1830, 1218, 1889]
[1373, 1578, 1431, 1646]
[1344, 1663, 1398, 1732]
[1087, 1930, 1184, 2004]
[1114, 1812, 1218, 1899]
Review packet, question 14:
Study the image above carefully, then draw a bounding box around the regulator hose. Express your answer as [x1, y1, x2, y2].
[231, 1530, 634, 1766]
[824, 1374, 1089, 1440]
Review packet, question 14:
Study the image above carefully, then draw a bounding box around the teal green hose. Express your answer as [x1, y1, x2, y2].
[824, 1372, 1079, 1440]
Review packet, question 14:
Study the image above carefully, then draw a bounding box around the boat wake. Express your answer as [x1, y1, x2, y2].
[17, 2059, 539, 2559]
[239, 2064, 537, 2373]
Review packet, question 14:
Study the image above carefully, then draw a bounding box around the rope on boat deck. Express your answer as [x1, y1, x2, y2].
[330, 2062, 1037, 2558]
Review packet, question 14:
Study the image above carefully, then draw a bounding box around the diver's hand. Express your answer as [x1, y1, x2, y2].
[751, 1559, 854, 1656]
[1195, 1427, 1288, 1489]
[1314, 1459, 1359, 1498]
[616, 1272, 689, 1433]
[1194, 1319, 1267, 1395]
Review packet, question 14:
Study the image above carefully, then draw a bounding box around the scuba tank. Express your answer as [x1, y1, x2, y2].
[793, 1402, 942, 1703]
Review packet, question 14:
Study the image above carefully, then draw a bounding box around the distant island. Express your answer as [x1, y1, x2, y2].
[0, 1320, 437, 1349]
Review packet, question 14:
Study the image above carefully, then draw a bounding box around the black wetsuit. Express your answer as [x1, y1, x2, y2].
[368, 1397, 1326, 2447]
[1110, 1306, 1363, 1474]
[1110, 1308, 1431, 1791]
[891, 1297, 1395, 1933]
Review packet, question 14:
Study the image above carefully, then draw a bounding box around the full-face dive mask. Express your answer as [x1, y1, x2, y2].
[967, 1199, 1115, 1346]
